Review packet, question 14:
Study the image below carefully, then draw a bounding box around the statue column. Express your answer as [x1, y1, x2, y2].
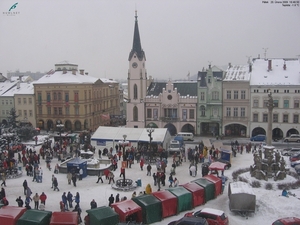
[267, 92, 274, 145]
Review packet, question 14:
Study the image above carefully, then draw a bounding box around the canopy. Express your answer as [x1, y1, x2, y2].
[91, 126, 170, 144]
[204, 174, 222, 197]
[202, 138, 212, 149]
[86, 206, 119, 225]
[111, 199, 142, 223]
[208, 161, 227, 171]
[181, 183, 205, 207]
[167, 187, 193, 213]
[17, 209, 52, 225]
[192, 178, 215, 202]
[228, 182, 256, 213]
[66, 157, 88, 178]
[152, 191, 177, 218]
[132, 195, 162, 224]
[0, 206, 26, 225]
[50, 212, 78, 225]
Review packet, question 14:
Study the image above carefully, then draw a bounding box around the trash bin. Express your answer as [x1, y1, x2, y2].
[136, 178, 142, 187]
[18, 166, 22, 171]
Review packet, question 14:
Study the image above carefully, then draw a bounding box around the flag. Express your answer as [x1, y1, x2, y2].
[101, 113, 110, 120]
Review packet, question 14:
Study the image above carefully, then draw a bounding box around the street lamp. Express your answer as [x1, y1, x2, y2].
[267, 91, 274, 146]
[122, 134, 127, 161]
[146, 125, 155, 161]
[56, 120, 64, 146]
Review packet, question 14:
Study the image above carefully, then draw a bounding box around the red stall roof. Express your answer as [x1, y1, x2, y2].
[50, 211, 78, 225]
[152, 190, 178, 218]
[181, 183, 205, 207]
[0, 206, 26, 225]
[204, 174, 222, 197]
[111, 199, 142, 223]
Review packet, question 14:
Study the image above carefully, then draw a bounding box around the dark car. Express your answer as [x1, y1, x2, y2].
[272, 217, 300, 225]
[168, 217, 208, 225]
[250, 134, 266, 142]
[185, 208, 229, 225]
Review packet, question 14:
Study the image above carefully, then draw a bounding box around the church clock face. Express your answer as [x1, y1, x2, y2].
[132, 62, 138, 68]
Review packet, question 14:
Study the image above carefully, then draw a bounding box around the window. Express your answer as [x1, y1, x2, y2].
[273, 114, 278, 122]
[208, 76, 211, 83]
[284, 100, 289, 108]
[74, 92, 79, 102]
[273, 100, 279, 107]
[2, 110, 4, 115]
[133, 84, 138, 100]
[164, 108, 178, 118]
[84, 90, 87, 100]
[200, 92, 205, 100]
[38, 93, 42, 105]
[283, 114, 289, 123]
[65, 93, 69, 103]
[234, 91, 238, 99]
[253, 99, 259, 107]
[6, 100, 8, 105]
[29, 98, 32, 104]
[23, 98, 27, 104]
[294, 115, 299, 123]
[58, 92, 62, 101]
[18, 110, 22, 116]
[241, 90, 246, 99]
[263, 100, 268, 108]
[133, 106, 138, 121]
[226, 107, 231, 117]
[58, 107, 62, 115]
[253, 113, 258, 122]
[54, 107, 58, 115]
[182, 109, 187, 120]
[24, 110, 27, 117]
[47, 107, 51, 115]
[294, 100, 299, 108]
[226, 91, 231, 99]
[9, 100, 12, 105]
[153, 108, 158, 120]
[200, 106, 206, 116]
[212, 91, 219, 100]
[189, 109, 195, 119]
[18, 98, 21, 104]
[47, 93, 51, 103]
[233, 108, 238, 117]
[53, 92, 57, 100]
[75, 106, 79, 115]
[29, 110, 32, 117]
[38, 106, 42, 115]
[65, 107, 70, 115]
[241, 107, 245, 117]
[263, 113, 268, 122]
[147, 108, 152, 118]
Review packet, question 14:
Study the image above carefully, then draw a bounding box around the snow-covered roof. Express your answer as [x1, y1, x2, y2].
[99, 78, 118, 83]
[0, 81, 18, 95]
[201, 208, 224, 216]
[224, 65, 251, 81]
[2, 83, 34, 96]
[10, 76, 31, 82]
[229, 181, 255, 195]
[34, 70, 99, 84]
[250, 58, 300, 86]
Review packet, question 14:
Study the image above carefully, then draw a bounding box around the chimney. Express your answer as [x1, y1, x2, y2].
[249, 64, 252, 73]
[80, 69, 84, 75]
[17, 81, 20, 89]
[283, 62, 286, 70]
[258, 54, 260, 59]
[268, 59, 272, 71]
[85, 72, 88, 75]
[72, 69, 76, 75]
[63, 68, 67, 74]
[228, 63, 232, 68]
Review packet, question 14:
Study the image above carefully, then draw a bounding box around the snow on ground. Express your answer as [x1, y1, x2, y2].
[4, 143, 300, 225]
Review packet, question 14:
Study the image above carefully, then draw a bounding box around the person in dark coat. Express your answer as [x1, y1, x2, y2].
[23, 180, 28, 195]
[53, 177, 59, 191]
[72, 173, 77, 187]
[115, 193, 120, 202]
[73, 205, 82, 224]
[62, 192, 68, 211]
[202, 164, 209, 177]
[75, 192, 80, 207]
[96, 174, 103, 183]
[108, 194, 114, 207]
[90, 199, 97, 209]
[67, 191, 73, 208]
[16, 196, 24, 207]
[0, 187, 5, 200]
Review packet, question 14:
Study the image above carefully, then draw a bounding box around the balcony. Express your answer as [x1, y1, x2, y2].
[160, 117, 179, 122]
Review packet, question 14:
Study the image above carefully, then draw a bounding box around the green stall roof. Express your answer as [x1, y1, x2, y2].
[86, 206, 119, 225]
[192, 178, 215, 202]
[167, 187, 193, 213]
[17, 209, 52, 225]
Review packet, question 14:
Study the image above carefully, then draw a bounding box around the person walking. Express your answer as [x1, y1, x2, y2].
[16, 196, 24, 207]
[67, 172, 72, 185]
[96, 173, 103, 183]
[75, 192, 80, 207]
[90, 199, 97, 209]
[146, 164, 152, 176]
[108, 171, 115, 184]
[72, 173, 77, 187]
[174, 177, 179, 187]
[152, 173, 157, 186]
[51, 175, 55, 188]
[115, 193, 120, 202]
[169, 174, 174, 187]
[33, 193, 40, 210]
[140, 158, 144, 171]
[62, 192, 68, 211]
[108, 194, 114, 207]
[119, 167, 125, 179]
[23, 180, 28, 195]
[1, 173, 6, 187]
[79, 168, 83, 180]
[40, 192, 47, 205]
[53, 177, 59, 191]
[67, 191, 73, 208]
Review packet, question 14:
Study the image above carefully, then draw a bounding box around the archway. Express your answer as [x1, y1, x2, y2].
[46, 120, 54, 131]
[181, 123, 195, 134]
[286, 128, 299, 137]
[74, 120, 82, 131]
[38, 120, 45, 130]
[224, 123, 247, 137]
[65, 120, 72, 131]
[164, 123, 177, 136]
[272, 128, 283, 140]
[251, 127, 266, 137]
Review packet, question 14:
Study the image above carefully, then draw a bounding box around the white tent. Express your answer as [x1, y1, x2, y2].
[91, 126, 171, 149]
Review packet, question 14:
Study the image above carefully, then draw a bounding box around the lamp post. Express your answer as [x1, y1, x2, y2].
[56, 120, 64, 146]
[267, 91, 274, 146]
[146, 125, 155, 161]
[122, 134, 127, 161]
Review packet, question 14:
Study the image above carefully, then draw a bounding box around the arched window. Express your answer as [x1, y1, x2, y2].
[133, 106, 138, 121]
[133, 84, 138, 100]
[200, 105, 206, 116]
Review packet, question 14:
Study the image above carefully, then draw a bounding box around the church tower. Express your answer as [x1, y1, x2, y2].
[126, 11, 147, 128]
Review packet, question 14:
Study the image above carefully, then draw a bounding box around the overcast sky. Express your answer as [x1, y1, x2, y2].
[1, 0, 299, 81]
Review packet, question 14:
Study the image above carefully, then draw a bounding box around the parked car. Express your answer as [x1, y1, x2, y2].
[283, 134, 300, 143]
[168, 217, 208, 225]
[250, 134, 266, 142]
[291, 160, 300, 167]
[185, 208, 229, 225]
[272, 217, 300, 225]
[290, 153, 300, 162]
[282, 148, 300, 156]
[294, 165, 300, 175]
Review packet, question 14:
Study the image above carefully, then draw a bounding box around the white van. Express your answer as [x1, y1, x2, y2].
[176, 132, 194, 141]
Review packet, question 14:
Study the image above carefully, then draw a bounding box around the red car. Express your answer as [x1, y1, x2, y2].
[185, 208, 229, 225]
[272, 217, 300, 225]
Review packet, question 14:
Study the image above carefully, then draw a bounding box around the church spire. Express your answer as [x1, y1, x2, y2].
[128, 10, 145, 61]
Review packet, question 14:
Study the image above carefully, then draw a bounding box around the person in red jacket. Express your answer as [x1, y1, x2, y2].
[139, 158, 144, 171]
[39, 192, 47, 205]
